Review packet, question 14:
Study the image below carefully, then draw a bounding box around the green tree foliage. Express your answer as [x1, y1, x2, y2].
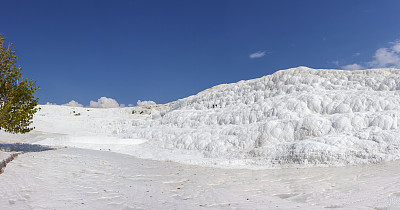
[0, 33, 40, 134]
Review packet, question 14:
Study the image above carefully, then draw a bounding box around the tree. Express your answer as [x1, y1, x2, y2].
[0, 33, 40, 134]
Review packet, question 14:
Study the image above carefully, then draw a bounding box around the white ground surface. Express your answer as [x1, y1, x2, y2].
[0, 152, 11, 161]
[1, 148, 400, 209]
[2, 67, 400, 209]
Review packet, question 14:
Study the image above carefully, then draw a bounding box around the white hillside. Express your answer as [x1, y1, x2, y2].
[128, 67, 400, 167]
[31, 67, 400, 168]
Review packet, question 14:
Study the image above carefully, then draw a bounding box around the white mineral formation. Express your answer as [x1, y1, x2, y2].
[30, 67, 400, 168]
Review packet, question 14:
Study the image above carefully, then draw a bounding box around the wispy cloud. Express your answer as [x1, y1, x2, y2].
[342, 64, 363, 70]
[341, 40, 400, 70]
[368, 41, 400, 68]
[332, 60, 340, 66]
[392, 42, 400, 53]
[249, 51, 266, 59]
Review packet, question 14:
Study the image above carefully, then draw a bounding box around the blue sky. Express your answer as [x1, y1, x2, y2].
[2, 0, 400, 106]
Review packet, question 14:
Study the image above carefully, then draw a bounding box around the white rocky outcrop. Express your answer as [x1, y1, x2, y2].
[29, 67, 400, 168]
[129, 67, 400, 167]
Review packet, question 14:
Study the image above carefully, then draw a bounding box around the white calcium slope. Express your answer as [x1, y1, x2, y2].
[33, 67, 400, 168]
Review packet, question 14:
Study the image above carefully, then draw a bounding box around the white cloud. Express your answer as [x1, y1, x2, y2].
[63, 100, 83, 107]
[332, 60, 340, 66]
[342, 40, 400, 70]
[89, 97, 120, 108]
[353, 52, 361, 57]
[137, 100, 156, 107]
[249, 51, 266, 59]
[391, 42, 400, 53]
[369, 48, 400, 68]
[342, 64, 364, 70]
[368, 41, 400, 68]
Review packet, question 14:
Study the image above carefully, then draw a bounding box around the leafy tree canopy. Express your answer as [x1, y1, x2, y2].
[0, 33, 40, 134]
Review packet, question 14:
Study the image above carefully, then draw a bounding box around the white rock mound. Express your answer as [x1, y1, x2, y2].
[127, 67, 400, 167]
